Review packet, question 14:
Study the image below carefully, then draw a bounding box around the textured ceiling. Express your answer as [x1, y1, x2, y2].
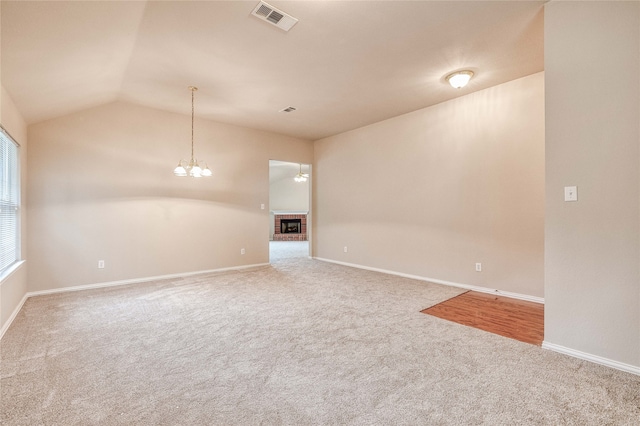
[1, 1, 545, 141]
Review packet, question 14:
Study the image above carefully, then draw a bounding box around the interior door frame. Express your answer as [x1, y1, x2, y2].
[268, 159, 312, 262]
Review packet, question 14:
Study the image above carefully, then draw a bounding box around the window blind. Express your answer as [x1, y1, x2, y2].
[0, 126, 20, 274]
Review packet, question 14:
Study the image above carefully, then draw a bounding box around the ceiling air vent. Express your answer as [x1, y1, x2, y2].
[251, 1, 298, 32]
[279, 106, 297, 113]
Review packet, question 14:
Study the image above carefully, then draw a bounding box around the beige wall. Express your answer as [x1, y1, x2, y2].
[27, 101, 312, 292]
[313, 72, 545, 298]
[544, 1, 639, 367]
[0, 85, 28, 332]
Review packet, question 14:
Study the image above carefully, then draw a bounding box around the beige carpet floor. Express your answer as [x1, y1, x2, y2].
[1, 241, 639, 424]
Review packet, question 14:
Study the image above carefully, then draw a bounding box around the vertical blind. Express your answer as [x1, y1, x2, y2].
[0, 126, 20, 274]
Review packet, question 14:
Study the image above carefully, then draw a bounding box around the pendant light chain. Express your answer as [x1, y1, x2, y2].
[191, 87, 195, 162]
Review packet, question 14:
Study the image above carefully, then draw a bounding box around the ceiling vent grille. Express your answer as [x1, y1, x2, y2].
[280, 106, 297, 113]
[251, 1, 298, 32]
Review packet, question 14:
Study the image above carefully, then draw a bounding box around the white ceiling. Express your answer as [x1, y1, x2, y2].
[1, 1, 544, 141]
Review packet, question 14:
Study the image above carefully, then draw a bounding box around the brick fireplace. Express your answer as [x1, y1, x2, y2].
[273, 214, 307, 241]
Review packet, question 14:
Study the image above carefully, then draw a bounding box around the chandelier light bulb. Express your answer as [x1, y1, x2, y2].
[174, 163, 187, 177]
[190, 163, 202, 177]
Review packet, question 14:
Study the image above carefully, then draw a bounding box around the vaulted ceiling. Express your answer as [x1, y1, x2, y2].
[1, 1, 544, 141]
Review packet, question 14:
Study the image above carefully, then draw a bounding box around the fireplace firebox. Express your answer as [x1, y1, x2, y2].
[281, 219, 301, 234]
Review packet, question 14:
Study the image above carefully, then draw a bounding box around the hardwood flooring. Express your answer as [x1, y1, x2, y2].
[421, 291, 544, 345]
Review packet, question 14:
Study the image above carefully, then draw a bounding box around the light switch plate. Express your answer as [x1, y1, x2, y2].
[564, 186, 578, 202]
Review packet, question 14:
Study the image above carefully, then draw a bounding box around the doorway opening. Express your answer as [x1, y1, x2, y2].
[268, 160, 311, 261]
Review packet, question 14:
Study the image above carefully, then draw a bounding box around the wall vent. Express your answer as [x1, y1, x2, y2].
[251, 1, 298, 32]
[279, 106, 297, 113]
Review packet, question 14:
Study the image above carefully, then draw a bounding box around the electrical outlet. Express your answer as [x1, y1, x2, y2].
[343, 246, 348, 253]
[260, 204, 265, 210]
[241, 248, 246, 255]
[475, 263, 482, 272]
[98, 260, 105, 269]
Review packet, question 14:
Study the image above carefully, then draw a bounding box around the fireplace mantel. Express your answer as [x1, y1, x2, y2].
[271, 210, 309, 215]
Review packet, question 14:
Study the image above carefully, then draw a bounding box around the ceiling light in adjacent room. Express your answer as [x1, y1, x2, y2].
[446, 70, 474, 89]
[173, 86, 212, 178]
[294, 164, 308, 182]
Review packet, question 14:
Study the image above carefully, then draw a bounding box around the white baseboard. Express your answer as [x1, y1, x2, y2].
[313, 257, 544, 304]
[542, 341, 640, 376]
[0, 292, 28, 340]
[26, 263, 270, 298]
[0, 263, 270, 340]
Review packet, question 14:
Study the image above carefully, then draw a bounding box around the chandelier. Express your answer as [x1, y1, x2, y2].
[173, 86, 212, 177]
[294, 163, 308, 182]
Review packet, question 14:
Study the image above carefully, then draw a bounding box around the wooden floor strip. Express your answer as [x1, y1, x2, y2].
[421, 291, 544, 345]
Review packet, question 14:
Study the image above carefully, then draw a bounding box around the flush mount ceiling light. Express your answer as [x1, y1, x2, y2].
[294, 164, 308, 183]
[446, 70, 474, 89]
[173, 86, 212, 178]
